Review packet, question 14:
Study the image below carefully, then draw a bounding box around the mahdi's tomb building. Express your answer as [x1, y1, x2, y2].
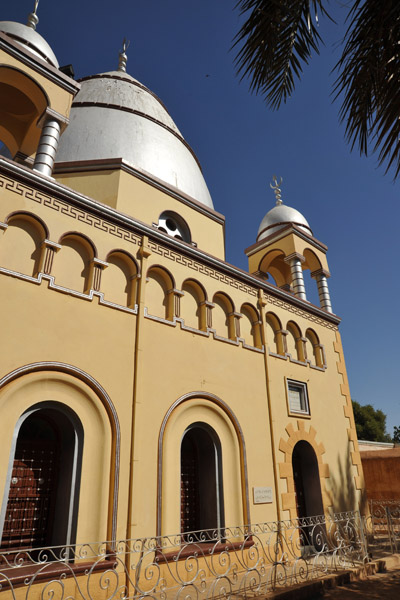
[0, 2, 365, 566]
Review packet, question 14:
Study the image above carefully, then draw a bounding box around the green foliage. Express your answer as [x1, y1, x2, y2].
[352, 400, 392, 442]
[233, 0, 400, 179]
[393, 426, 400, 444]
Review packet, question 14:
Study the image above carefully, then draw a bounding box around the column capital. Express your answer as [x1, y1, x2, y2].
[284, 252, 305, 264]
[311, 268, 331, 279]
[37, 107, 69, 133]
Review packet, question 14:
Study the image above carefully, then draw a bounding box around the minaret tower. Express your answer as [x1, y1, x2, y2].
[245, 177, 333, 312]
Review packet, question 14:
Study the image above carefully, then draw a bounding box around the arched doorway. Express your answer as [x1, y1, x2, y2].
[0, 403, 83, 552]
[292, 441, 324, 548]
[180, 423, 224, 539]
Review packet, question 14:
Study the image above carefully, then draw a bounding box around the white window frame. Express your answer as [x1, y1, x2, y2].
[286, 379, 310, 416]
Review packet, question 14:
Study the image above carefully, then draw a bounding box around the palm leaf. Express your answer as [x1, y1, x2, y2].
[334, 0, 400, 178]
[233, 0, 331, 108]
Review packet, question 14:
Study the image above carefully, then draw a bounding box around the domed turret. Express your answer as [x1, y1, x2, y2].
[257, 202, 312, 241]
[55, 45, 213, 209]
[0, 4, 58, 68]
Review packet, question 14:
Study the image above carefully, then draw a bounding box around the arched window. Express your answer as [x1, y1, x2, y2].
[266, 312, 285, 355]
[102, 250, 138, 308]
[180, 423, 224, 538]
[240, 303, 262, 348]
[181, 279, 206, 330]
[212, 293, 235, 340]
[146, 266, 175, 320]
[53, 233, 95, 293]
[157, 211, 191, 243]
[0, 403, 83, 551]
[0, 213, 46, 276]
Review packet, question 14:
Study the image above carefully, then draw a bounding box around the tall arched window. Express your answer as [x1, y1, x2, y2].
[180, 423, 224, 539]
[0, 403, 83, 552]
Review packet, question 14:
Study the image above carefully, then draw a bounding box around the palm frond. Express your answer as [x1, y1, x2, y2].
[233, 0, 331, 109]
[335, 0, 400, 178]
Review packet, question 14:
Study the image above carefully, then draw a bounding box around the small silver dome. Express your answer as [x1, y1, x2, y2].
[257, 203, 312, 241]
[55, 71, 213, 209]
[0, 21, 59, 68]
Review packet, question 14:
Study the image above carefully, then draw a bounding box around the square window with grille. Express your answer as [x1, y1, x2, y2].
[286, 380, 310, 416]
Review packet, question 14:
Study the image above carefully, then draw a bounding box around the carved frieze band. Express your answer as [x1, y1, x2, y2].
[263, 292, 338, 331]
[0, 175, 141, 247]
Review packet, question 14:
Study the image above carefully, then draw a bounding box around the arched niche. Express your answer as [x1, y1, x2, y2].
[212, 292, 235, 339]
[103, 250, 138, 308]
[286, 321, 305, 362]
[0, 212, 47, 276]
[181, 279, 206, 330]
[240, 303, 262, 348]
[53, 232, 96, 293]
[158, 393, 249, 537]
[305, 328, 324, 368]
[0, 364, 120, 544]
[146, 265, 175, 320]
[0, 67, 49, 159]
[265, 312, 285, 356]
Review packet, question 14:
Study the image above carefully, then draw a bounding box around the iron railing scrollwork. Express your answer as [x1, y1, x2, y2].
[366, 499, 400, 554]
[0, 511, 368, 600]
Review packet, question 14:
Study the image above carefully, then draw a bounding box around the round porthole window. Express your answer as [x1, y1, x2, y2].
[157, 211, 191, 243]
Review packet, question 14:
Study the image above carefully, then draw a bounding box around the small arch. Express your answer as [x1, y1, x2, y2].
[258, 249, 292, 290]
[0, 212, 47, 276]
[157, 211, 191, 243]
[287, 321, 305, 362]
[102, 250, 138, 308]
[181, 279, 207, 330]
[265, 312, 285, 356]
[212, 292, 235, 339]
[180, 423, 224, 537]
[305, 328, 325, 368]
[303, 249, 323, 273]
[240, 303, 262, 348]
[146, 265, 175, 320]
[53, 232, 96, 293]
[0, 66, 49, 159]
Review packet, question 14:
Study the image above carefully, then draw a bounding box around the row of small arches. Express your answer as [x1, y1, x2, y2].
[0, 212, 139, 308]
[0, 212, 325, 365]
[146, 266, 325, 367]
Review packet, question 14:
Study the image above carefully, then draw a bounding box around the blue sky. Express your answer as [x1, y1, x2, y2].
[3, 1, 399, 435]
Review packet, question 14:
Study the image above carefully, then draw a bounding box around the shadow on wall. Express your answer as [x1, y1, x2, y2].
[328, 445, 366, 514]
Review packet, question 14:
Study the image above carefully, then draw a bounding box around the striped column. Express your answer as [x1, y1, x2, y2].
[312, 269, 332, 313]
[33, 118, 61, 177]
[284, 253, 307, 300]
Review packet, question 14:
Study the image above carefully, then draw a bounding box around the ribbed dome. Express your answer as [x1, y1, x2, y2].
[55, 70, 214, 209]
[257, 203, 312, 241]
[0, 21, 58, 68]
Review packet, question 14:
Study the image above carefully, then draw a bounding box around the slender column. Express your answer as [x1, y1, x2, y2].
[311, 269, 332, 313]
[200, 300, 214, 330]
[171, 289, 184, 318]
[229, 311, 242, 339]
[34, 108, 69, 177]
[284, 253, 306, 300]
[92, 258, 108, 292]
[33, 119, 61, 176]
[42, 240, 62, 275]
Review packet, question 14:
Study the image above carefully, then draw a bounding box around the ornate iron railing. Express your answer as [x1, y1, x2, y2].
[0, 511, 368, 600]
[367, 500, 400, 554]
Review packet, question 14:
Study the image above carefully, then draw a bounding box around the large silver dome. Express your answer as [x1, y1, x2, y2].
[257, 203, 312, 241]
[55, 71, 214, 209]
[0, 21, 58, 68]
